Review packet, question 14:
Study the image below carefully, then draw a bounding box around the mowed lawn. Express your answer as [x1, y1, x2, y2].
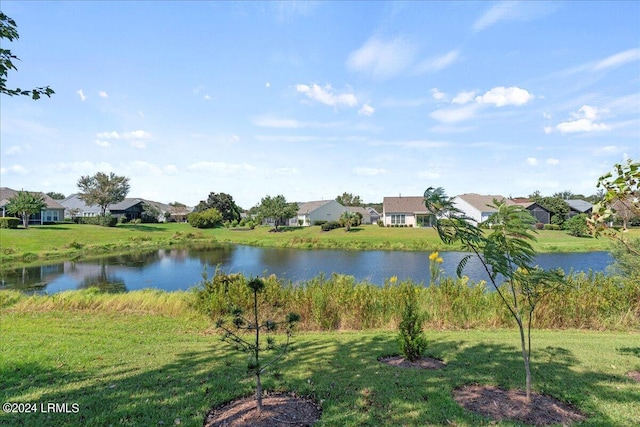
[1, 222, 634, 266]
[0, 307, 639, 427]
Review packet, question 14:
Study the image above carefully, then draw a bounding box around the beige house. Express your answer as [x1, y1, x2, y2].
[382, 196, 433, 227]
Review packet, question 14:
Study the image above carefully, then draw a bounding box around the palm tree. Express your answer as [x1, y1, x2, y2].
[340, 210, 356, 231]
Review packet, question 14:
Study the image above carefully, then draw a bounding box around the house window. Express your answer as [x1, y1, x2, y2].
[391, 214, 405, 224]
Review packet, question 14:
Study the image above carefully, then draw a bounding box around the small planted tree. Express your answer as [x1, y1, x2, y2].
[423, 187, 563, 400]
[340, 210, 356, 231]
[215, 277, 300, 413]
[397, 282, 428, 361]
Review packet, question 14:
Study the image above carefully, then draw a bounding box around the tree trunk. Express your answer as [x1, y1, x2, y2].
[21, 211, 28, 228]
[517, 319, 532, 401]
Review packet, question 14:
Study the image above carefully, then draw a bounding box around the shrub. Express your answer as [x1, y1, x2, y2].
[377, 220, 384, 227]
[0, 217, 20, 229]
[313, 220, 327, 226]
[544, 224, 561, 230]
[321, 221, 342, 231]
[188, 208, 223, 229]
[535, 222, 545, 230]
[77, 215, 117, 227]
[564, 214, 589, 237]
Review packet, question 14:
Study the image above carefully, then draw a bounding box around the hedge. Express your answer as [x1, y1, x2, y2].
[0, 217, 20, 229]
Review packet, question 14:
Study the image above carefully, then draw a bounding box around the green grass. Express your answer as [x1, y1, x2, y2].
[1, 307, 638, 426]
[2, 223, 636, 267]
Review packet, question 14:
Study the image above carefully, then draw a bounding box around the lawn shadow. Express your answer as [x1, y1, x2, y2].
[119, 224, 166, 232]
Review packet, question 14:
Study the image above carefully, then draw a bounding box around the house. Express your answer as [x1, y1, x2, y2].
[565, 199, 593, 218]
[366, 207, 381, 224]
[510, 198, 553, 224]
[60, 193, 103, 218]
[0, 187, 66, 224]
[108, 198, 171, 222]
[382, 196, 433, 227]
[452, 193, 514, 224]
[294, 200, 346, 226]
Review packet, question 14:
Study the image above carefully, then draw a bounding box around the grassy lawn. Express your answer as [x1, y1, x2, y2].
[1, 307, 638, 426]
[2, 222, 634, 267]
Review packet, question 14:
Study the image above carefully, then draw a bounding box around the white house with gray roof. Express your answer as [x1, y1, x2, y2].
[452, 193, 514, 224]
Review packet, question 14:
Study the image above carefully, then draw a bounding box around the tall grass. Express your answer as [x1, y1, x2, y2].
[3, 270, 637, 331]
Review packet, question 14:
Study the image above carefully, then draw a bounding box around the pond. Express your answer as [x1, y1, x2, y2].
[0, 245, 614, 294]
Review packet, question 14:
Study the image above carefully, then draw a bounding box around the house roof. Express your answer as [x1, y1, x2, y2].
[383, 196, 429, 214]
[565, 199, 593, 213]
[108, 198, 171, 212]
[297, 200, 341, 214]
[0, 187, 64, 210]
[455, 193, 513, 212]
[346, 206, 370, 216]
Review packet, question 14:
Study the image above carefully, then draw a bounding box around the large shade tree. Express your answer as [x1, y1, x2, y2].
[335, 192, 362, 207]
[194, 192, 241, 223]
[5, 191, 47, 228]
[1, 12, 54, 99]
[77, 172, 130, 216]
[256, 195, 297, 231]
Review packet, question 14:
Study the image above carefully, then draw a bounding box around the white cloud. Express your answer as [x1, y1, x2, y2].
[97, 131, 119, 139]
[593, 48, 640, 71]
[295, 83, 358, 108]
[430, 103, 480, 123]
[546, 158, 560, 165]
[352, 167, 387, 176]
[553, 105, 610, 134]
[417, 170, 441, 180]
[346, 36, 417, 80]
[130, 139, 147, 149]
[99, 91, 108, 98]
[5, 145, 22, 155]
[359, 104, 375, 116]
[186, 162, 256, 175]
[475, 86, 533, 107]
[124, 161, 163, 176]
[452, 91, 476, 105]
[473, 1, 554, 31]
[0, 164, 29, 175]
[76, 89, 87, 102]
[430, 88, 447, 101]
[56, 161, 114, 175]
[543, 112, 552, 119]
[164, 165, 179, 175]
[416, 50, 459, 73]
[526, 157, 538, 166]
[265, 82, 271, 88]
[94, 140, 111, 147]
[204, 95, 212, 100]
[543, 126, 553, 134]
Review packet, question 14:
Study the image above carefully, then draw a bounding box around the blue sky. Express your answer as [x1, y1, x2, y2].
[1, 1, 639, 208]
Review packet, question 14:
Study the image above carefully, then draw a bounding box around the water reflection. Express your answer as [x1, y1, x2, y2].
[0, 245, 613, 294]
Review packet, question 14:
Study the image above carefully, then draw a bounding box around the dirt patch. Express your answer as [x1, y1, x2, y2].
[627, 370, 640, 382]
[203, 392, 321, 427]
[453, 384, 585, 426]
[378, 355, 446, 369]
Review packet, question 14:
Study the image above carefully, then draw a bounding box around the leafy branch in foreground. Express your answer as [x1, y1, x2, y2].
[588, 159, 639, 257]
[423, 187, 564, 401]
[0, 12, 54, 99]
[215, 277, 300, 413]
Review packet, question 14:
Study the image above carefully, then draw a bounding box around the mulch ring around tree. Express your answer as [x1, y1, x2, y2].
[453, 384, 586, 426]
[378, 354, 447, 369]
[627, 370, 640, 382]
[203, 392, 321, 427]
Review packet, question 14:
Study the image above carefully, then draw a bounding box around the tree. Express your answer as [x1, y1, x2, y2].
[215, 277, 300, 413]
[335, 192, 362, 206]
[5, 190, 46, 228]
[563, 213, 589, 237]
[0, 13, 54, 99]
[424, 187, 563, 401]
[339, 210, 356, 231]
[552, 190, 574, 200]
[77, 172, 130, 216]
[46, 192, 65, 200]
[141, 202, 162, 223]
[194, 192, 241, 223]
[256, 195, 297, 231]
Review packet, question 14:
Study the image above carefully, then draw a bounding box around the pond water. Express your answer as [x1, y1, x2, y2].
[0, 245, 614, 294]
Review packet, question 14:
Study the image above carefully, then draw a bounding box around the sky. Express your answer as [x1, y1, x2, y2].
[1, 1, 639, 209]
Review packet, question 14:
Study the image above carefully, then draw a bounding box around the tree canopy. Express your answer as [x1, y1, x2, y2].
[77, 172, 130, 216]
[195, 192, 241, 223]
[256, 195, 298, 231]
[335, 192, 362, 206]
[0, 12, 54, 99]
[6, 190, 47, 228]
